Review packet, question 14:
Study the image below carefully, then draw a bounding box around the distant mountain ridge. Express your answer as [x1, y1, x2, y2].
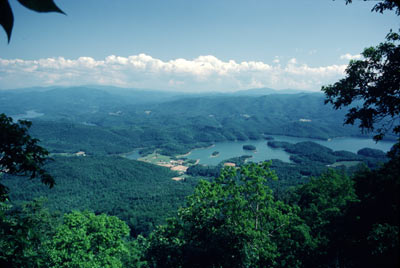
[231, 87, 312, 96]
[0, 86, 320, 117]
[1, 85, 315, 96]
[1, 85, 389, 157]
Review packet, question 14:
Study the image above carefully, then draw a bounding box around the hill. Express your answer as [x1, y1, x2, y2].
[1, 86, 383, 157]
[2, 155, 199, 235]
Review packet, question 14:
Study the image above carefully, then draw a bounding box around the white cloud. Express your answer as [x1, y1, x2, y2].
[0, 54, 348, 92]
[340, 53, 362, 60]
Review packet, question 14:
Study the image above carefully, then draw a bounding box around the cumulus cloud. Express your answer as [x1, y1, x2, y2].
[0, 54, 347, 92]
[340, 53, 362, 60]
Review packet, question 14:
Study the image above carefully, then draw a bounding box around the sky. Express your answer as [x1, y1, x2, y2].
[0, 0, 398, 92]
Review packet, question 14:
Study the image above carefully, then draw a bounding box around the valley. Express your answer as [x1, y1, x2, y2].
[1, 86, 392, 236]
[3, 86, 395, 159]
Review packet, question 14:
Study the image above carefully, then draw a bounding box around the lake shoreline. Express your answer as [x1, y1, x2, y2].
[183, 135, 395, 165]
[123, 135, 395, 165]
[178, 144, 216, 158]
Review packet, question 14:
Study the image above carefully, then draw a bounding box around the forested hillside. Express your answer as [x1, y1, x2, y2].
[1, 87, 391, 235]
[2, 156, 199, 235]
[1, 87, 373, 156]
[2, 158, 398, 267]
[3, 139, 388, 237]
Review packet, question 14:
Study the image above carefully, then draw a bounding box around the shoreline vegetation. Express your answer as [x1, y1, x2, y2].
[210, 151, 220, 158]
[243, 144, 257, 151]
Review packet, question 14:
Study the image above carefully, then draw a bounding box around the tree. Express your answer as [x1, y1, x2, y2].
[0, 113, 54, 200]
[322, 31, 400, 141]
[0, 198, 59, 268]
[290, 170, 358, 267]
[344, 0, 400, 15]
[45, 211, 130, 268]
[324, 0, 400, 141]
[145, 163, 314, 267]
[321, 3, 400, 266]
[343, 152, 400, 267]
[0, 0, 65, 43]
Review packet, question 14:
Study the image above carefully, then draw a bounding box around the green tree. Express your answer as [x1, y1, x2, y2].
[0, 198, 59, 268]
[343, 151, 400, 267]
[322, 31, 399, 141]
[0, 113, 54, 200]
[324, 0, 400, 141]
[344, 0, 400, 15]
[45, 211, 130, 268]
[145, 163, 314, 268]
[290, 170, 358, 267]
[321, 3, 400, 265]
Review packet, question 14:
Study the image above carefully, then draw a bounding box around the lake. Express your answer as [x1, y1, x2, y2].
[126, 135, 395, 165]
[185, 136, 395, 165]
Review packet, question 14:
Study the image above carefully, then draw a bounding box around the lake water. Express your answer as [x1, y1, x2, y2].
[125, 135, 395, 165]
[185, 136, 395, 165]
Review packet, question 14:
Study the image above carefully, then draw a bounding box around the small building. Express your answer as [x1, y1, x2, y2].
[223, 162, 236, 167]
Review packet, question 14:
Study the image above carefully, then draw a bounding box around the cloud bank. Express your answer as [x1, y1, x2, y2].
[0, 54, 347, 92]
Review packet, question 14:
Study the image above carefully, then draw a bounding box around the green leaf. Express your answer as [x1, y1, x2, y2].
[17, 0, 65, 14]
[0, 0, 13, 43]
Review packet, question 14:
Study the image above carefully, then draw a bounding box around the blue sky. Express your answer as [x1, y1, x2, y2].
[0, 0, 398, 92]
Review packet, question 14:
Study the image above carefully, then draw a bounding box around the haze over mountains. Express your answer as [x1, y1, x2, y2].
[0, 85, 321, 117]
[1, 86, 369, 156]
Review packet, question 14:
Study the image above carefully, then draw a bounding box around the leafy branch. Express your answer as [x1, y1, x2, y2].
[344, 0, 400, 15]
[0, 0, 65, 43]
